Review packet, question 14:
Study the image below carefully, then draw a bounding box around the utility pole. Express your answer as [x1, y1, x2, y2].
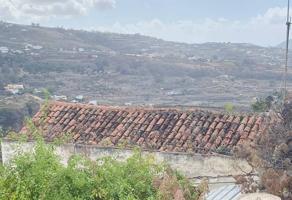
[284, 0, 291, 100]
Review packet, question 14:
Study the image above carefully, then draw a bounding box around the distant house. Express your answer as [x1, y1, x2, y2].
[33, 88, 42, 94]
[88, 100, 97, 105]
[2, 101, 266, 189]
[78, 48, 84, 52]
[4, 84, 24, 94]
[52, 95, 67, 101]
[31, 45, 43, 50]
[75, 95, 84, 102]
[0, 46, 9, 53]
[24, 43, 43, 50]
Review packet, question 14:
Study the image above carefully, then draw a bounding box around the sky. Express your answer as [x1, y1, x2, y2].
[0, 0, 290, 46]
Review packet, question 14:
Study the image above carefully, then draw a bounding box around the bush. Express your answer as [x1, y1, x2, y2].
[224, 103, 234, 113]
[251, 99, 268, 112]
[251, 91, 284, 113]
[0, 139, 199, 200]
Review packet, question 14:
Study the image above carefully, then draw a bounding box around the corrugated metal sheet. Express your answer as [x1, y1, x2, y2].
[206, 185, 242, 200]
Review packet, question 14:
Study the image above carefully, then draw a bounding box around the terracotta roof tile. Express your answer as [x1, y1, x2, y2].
[236, 123, 245, 132]
[23, 101, 266, 154]
[215, 122, 224, 129]
[47, 118, 54, 124]
[241, 116, 249, 124]
[247, 116, 255, 126]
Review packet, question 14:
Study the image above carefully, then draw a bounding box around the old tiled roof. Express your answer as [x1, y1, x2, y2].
[24, 101, 265, 154]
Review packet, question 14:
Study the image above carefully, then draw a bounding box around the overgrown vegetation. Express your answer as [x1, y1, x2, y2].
[0, 119, 203, 200]
[251, 91, 283, 112]
[235, 94, 292, 199]
[0, 139, 202, 200]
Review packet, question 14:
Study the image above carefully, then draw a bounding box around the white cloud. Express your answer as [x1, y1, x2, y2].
[252, 7, 287, 25]
[0, 0, 116, 22]
[93, 0, 116, 10]
[0, 3, 287, 46]
[96, 7, 287, 46]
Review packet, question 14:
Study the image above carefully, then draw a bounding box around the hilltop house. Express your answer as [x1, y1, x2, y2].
[1, 101, 266, 189]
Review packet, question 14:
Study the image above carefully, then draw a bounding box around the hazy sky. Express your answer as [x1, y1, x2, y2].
[0, 0, 289, 46]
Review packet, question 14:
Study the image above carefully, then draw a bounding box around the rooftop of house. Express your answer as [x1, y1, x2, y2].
[20, 101, 266, 154]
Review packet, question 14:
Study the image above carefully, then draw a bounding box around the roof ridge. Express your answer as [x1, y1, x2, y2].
[49, 101, 256, 115]
[49, 101, 215, 113]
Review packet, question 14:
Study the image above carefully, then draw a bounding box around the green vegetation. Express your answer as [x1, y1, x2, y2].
[0, 99, 39, 133]
[251, 95, 276, 112]
[0, 121, 203, 200]
[224, 103, 234, 113]
[251, 91, 284, 112]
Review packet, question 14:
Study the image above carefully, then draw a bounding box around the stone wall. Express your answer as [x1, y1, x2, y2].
[1, 140, 253, 188]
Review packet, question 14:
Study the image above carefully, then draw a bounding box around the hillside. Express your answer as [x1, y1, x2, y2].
[0, 21, 288, 112]
[0, 94, 40, 132]
[276, 40, 292, 49]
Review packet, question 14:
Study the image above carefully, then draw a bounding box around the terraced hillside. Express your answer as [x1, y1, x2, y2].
[0, 21, 288, 110]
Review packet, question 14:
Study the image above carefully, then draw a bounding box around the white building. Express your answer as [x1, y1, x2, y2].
[4, 84, 24, 94]
[0, 46, 9, 53]
[75, 95, 84, 102]
[52, 95, 68, 101]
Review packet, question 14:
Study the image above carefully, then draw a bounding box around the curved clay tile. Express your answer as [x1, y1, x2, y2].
[22, 101, 265, 154]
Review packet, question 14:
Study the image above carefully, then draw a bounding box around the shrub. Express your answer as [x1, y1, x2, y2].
[224, 103, 234, 113]
[0, 139, 199, 200]
[251, 98, 268, 112]
[251, 91, 284, 113]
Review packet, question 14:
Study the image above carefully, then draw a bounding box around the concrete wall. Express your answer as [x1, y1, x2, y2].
[1, 140, 253, 188]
